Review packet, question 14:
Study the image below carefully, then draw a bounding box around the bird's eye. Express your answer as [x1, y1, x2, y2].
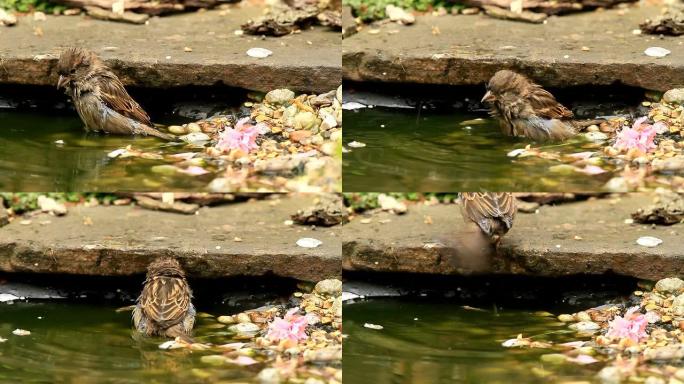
[70, 69, 76, 74]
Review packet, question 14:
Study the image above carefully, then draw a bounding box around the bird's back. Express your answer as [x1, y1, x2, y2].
[461, 192, 516, 237]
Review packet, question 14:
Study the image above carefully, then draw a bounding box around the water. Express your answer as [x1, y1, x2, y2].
[343, 297, 601, 384]
[0, 300, 268, 383]
[343, 108, 616, 192]
[0, 110, 217, 191]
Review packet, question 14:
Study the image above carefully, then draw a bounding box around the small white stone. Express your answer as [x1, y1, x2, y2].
[364, 323, 383, 330]
[644, 47, 671, 58]
[296, 238, 322, 248]
[637, 236, 663, 247]
[246, 48, 273, 58]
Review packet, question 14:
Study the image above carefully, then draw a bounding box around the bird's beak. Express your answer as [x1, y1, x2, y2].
[57, 75, 68, 90]
[481, 90, 495, 103]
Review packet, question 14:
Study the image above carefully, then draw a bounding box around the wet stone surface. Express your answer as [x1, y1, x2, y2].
[342, 193, 684, 280]
[0, 195, 342, 281]
[343, 5, 684, 91]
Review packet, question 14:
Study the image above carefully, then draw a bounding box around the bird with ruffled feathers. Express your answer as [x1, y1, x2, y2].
[133, 258, 195, 342]
[481, 70, 578, 142]
[460, 192, 516, 245]
[56, 47, 175, 140]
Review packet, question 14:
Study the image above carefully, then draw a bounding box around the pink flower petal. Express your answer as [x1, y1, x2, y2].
[227, 356, 258, 366]
[566, 152, 595, 160]
[576, 165, 607, 175]
[170, 152, 197, 160]
[568, 354, 599, 365]
[178, 166, 209, 176]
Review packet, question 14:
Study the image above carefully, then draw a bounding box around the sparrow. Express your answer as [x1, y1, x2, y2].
[56, 47, 175, 140]
[133, 258, 195, 342]
[460, 192, 516, 243]
[481, 70, 576, 141]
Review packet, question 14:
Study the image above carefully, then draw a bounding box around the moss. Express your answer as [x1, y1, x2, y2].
[0, 0, 65, 13]
[343, 0, 463, 21]
[0, 193, 118, 214]
[344, 192, 459, 212]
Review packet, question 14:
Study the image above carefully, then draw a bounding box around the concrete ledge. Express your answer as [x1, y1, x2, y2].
[0, 4, 341, 93]
[342, 6, 684, 91]
[342, 193, 684, 280]
[0, 195, 341, 281]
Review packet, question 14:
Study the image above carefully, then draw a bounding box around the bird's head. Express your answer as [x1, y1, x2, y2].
[146, 258, 186, 279]
[481, 69, 528, 104]
[56, 47, 100, 90]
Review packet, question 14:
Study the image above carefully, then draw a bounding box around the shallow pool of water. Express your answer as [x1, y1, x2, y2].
[343, 297, 601, 384]
[343, 108, 615, 192]
[0, 300, 268, 383]
[0, 110, 221, 191]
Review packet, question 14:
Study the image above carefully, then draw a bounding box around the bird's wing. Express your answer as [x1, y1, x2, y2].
[96, 73, 152, 126]
[525, 84, 574, 120]
[140, 276, 190, 327]
[461, 193, 516, 234]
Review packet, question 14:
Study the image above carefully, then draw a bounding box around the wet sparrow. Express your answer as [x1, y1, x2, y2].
[56, 47, 175, 140]
[481, 70, 576, 141]
[460, 192, 516, 243]
[133, 258, 195, 342]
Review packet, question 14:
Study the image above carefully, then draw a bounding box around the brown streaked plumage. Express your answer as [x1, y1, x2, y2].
[133, 258, 195, 342]
[57, 47, 174, 140]
[460, 192, 516, 241]
[481, 70, 576, 141]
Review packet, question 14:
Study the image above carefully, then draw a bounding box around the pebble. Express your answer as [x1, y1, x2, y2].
[386, 4, 415, 24]
[644, 377, 666, 384]
[540, 353, 567, 364]
[236, 313, 251, 323]
[604, 177, 628, 193]
[247, 47, 273, 58]
[558, 314, 575, 322]
[265, 89, 295, 105]
[584, 131, 609, 142]
[637, 236, 663, 247]
[217, 315, 236, 324]
[294, 111, 317, 130]
[296, 237, 322, 248]
[168, 125, 187, 135]
[655, 277, 684, 294]
[179, 132, 211, 143]
[314, 279, 342, 296]
[12, 329, 30, 336]
[673, 293, 684, 316]
[229, 322, 260, 337]
[644, 47, 671, 58]
[663, 88, 684, 105]
[257, 367, 281, 384]
[200, 355, 226, 365]
[569, 321, 600, 331]
[364, 323, 383, 330]
[576, 311, 592, 322]
[187, 122, 202, 133]
[597, 366, 622, 384]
